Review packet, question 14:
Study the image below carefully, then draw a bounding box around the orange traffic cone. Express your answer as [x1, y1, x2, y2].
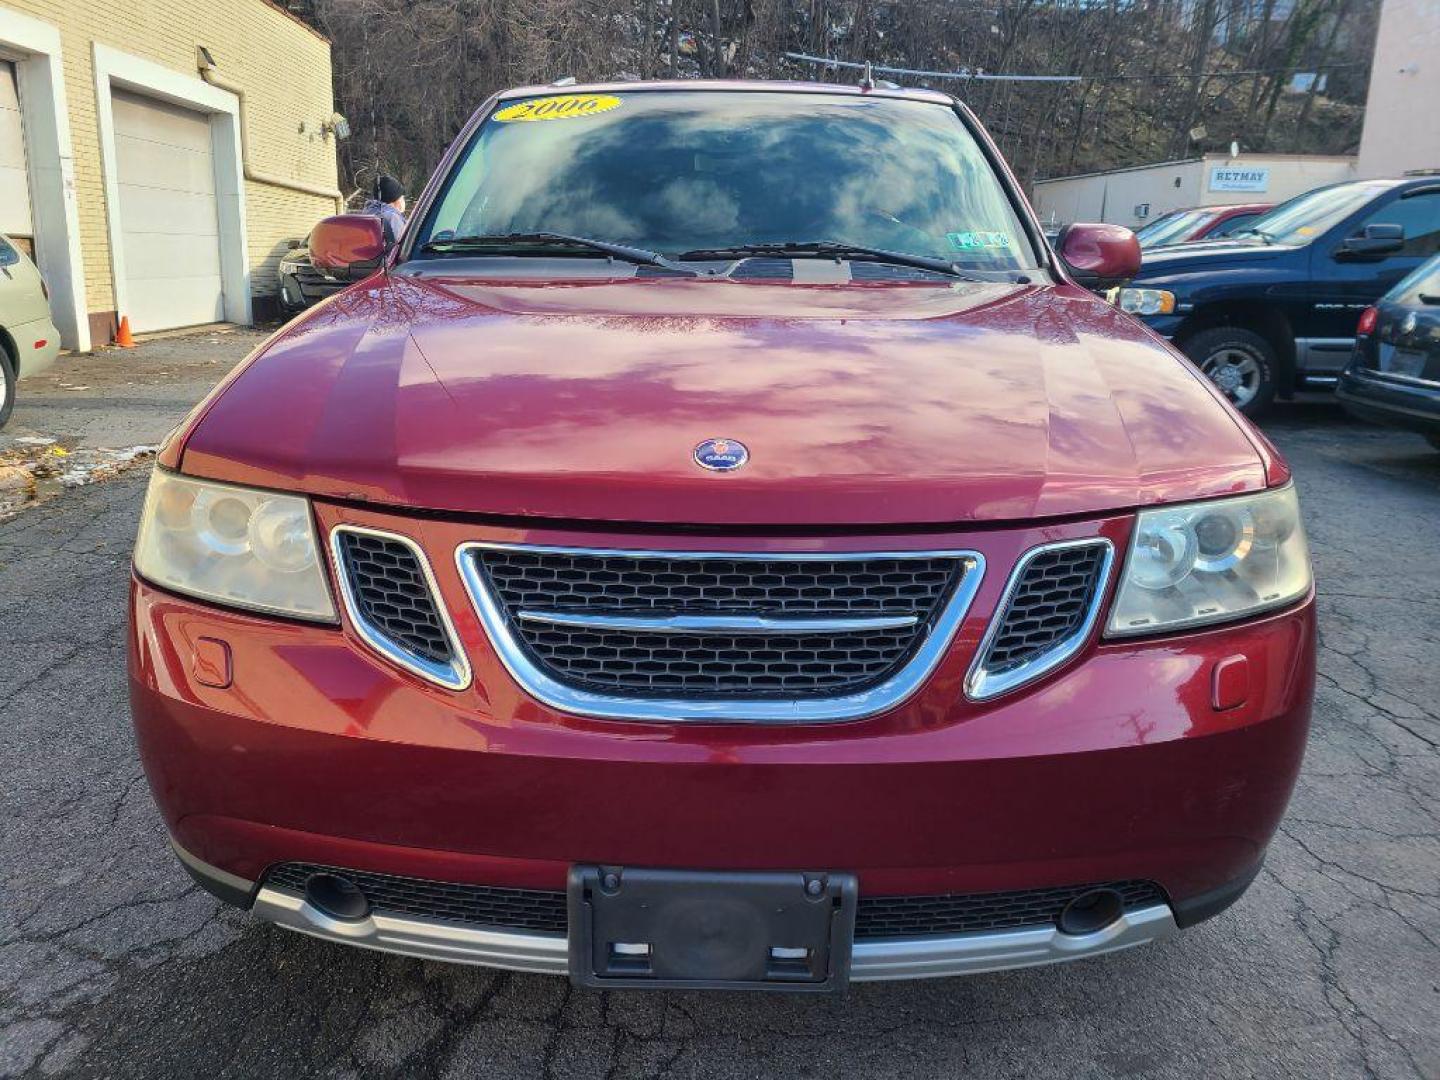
[114, 316, 136, 348]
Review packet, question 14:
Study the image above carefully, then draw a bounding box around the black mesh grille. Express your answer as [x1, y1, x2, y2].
[265, 863, 567, 933]
[519, 625, 919, 695]
[264, 864, 1166, 939]
[479, 552, 958, 616]
[730, 258, 794, 280]
[982, 543, 1108, 675]
[855, 880, 1167, 938]
[337, 532, 453, 666]
[473, 550, 964, 699]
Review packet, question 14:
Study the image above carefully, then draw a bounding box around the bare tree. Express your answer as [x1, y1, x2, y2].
[280, 0, 1379, 197]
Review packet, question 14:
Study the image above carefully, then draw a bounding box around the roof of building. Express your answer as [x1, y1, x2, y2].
[1037, 152, 1357, 185]
[256, 0, 331, 45]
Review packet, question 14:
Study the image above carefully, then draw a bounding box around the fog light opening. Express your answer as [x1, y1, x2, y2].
[1058, 888, 1124, 935]
[304, 873, 370, 921]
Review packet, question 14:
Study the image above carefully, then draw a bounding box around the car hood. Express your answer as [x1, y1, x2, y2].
[1135, 238, 1298, 280]
[178, 275, 1268, 526]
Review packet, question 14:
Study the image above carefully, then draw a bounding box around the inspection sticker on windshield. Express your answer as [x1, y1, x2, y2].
[493, 94, 623, 123]
[947, 231, 1011, 251]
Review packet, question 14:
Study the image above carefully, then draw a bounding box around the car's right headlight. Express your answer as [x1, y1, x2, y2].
[1110, 287, 1176, 316]
[1106, 485, 1311, 638]
[134, 469, 336, 621]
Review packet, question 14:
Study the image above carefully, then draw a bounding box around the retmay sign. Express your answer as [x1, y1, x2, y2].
[1208, 166, 1270, 193]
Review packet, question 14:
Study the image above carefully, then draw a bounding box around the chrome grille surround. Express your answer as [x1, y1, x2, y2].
[456, 543, 985, 724]
[330, 525, 472, 691]
[964, 538, 1113, 702]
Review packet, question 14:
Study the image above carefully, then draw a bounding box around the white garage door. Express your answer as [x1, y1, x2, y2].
[112, 89, 224, 332]
[0, 62, 32, 240]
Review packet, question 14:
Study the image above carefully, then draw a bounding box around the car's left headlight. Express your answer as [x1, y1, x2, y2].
[134, 469, 336, 621]
[1106, 485, 1311, 638]
[1110, 287, 1176, 316]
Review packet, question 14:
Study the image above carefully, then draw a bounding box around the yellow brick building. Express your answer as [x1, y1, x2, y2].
[1, 0, 341, 350]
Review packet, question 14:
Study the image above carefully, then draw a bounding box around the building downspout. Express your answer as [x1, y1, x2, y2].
[198, 59, 345, 213]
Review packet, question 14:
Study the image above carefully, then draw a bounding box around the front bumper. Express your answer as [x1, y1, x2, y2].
[14, 313, 62, 371]
[130, 506, 1315, 981]
[176, 841, 1184, 981]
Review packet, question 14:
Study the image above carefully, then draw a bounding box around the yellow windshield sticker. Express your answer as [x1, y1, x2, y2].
[493, 95, 622, 123]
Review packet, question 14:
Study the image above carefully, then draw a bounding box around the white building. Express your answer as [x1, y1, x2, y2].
[1356, 0, 1440, 178]
[1031, 153, 1357, 231]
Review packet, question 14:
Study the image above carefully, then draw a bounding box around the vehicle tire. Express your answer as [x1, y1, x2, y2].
[0, 347, 16, 431]
[1182, 327, 1278, 418]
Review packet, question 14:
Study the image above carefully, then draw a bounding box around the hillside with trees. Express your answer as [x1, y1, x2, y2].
[279, 0, 1379, 200]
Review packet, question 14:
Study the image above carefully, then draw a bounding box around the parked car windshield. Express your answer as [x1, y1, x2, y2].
[416, 90, 1039, 271]
[1384, 253, 1440, 305]
[1236, 182, 1389, 245]
[1209, 211, 1263, 238]
[1137, 209, 1214, 249]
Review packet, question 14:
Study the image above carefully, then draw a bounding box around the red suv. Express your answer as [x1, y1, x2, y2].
[129, 82, 1315, 992]
[1134, 202, 1275, 249]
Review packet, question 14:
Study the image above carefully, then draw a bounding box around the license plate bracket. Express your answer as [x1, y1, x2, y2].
[568, 866, 856, 992]
[1384, 345, 1427, 377]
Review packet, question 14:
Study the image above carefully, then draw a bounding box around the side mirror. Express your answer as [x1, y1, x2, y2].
[1057, 223, 1142, 290]
[1336, 223, 1405, 260]
[309, 215, 388, 280]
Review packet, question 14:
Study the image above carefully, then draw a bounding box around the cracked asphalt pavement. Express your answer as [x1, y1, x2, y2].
[2, 342, 1437, 1077]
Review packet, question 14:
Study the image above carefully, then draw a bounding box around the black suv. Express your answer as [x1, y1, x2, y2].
[1338, 254, 1440, 450]
[1117, 176, 1440, 415]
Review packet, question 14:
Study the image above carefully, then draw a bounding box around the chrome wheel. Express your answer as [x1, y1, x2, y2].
[1200, 348, 1262, 408]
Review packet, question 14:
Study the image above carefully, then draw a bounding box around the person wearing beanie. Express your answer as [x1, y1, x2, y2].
[361, 174, 407, 244]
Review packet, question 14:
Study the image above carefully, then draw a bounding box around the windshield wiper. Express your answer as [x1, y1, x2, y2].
[418, 232, 698, 275]
[1231, 228, 1277, 245]
[676, 241, 1003, 281]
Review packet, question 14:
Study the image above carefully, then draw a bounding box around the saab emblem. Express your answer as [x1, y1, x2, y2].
[693, 438, 749, 472]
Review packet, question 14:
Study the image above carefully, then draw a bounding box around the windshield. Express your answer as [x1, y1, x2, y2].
[415, 90, 1038, 272]
[1239, 183, 1389, 245]
[1385, 253, 1440, 304]
[1137, 209, 1214, 249]
[1134, 211, 1184, 245]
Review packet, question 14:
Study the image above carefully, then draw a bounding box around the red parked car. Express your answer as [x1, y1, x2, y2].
[1135, 202, 1275, 249]
[129, 82, 1315, 992]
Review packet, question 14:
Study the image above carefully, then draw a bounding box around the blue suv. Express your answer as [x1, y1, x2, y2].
[1116, 176, 1440, 416]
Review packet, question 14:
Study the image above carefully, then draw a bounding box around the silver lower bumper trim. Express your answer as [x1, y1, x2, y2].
[252, 886, 1177, 982]
[850, 904, 1176, 980]
[254, 887, 570, 974]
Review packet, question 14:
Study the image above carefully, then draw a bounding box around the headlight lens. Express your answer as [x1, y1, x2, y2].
[1111, 287, 1176, 316]
[134, 470, 336, 621]
[1106, 485, 1310, 637]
